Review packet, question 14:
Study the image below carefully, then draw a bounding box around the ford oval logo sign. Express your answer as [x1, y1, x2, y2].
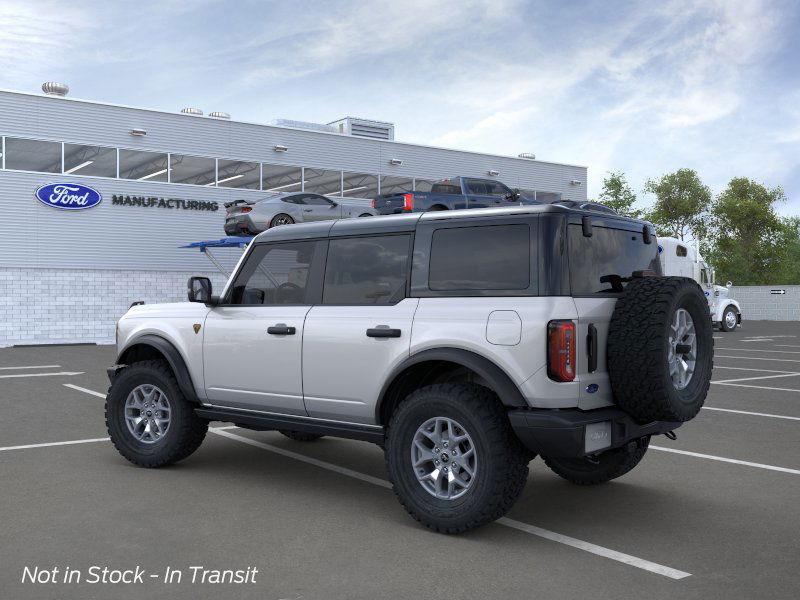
[35, 183, 102, 210]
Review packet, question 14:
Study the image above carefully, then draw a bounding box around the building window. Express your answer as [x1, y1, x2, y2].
[379, 175, 413, 195]
[304, 168, 342, 196]
[63, 144, 117, 177]
[217, 159, 260, 189]
[323, 235, 410, 305]
[119, 149, 169, 182]
[414, 178, 436, 192]
[341, 172, 379, 198]
[4, 138, 61, 173]
[262, 163, 302, 193]
[170, 154, 216, 186]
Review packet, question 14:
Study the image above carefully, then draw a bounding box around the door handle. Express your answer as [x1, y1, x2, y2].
[366, 327, 401, 338]
[303, 208, 313, 212]
[268, 324, 296, 335]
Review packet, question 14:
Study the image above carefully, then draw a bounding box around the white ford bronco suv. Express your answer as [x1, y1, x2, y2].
[106, 205, 713, 533]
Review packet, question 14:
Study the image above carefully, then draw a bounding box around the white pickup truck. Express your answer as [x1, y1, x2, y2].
[658, 237, 742, 331]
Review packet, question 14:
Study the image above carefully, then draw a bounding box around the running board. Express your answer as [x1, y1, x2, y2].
[195, 406, 385, 444]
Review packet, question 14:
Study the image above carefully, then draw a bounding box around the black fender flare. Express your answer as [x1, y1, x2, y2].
[376, 347, 527, 422]
[116, 334, 200, 403]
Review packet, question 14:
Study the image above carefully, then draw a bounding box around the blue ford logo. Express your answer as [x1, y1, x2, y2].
[586, 383, 599, 394]
[35, 183, 102, 210]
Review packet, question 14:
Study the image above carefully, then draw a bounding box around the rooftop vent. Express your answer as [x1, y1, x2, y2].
[180, 107, 203, 116]
[42, 82, 69, 97]
[328, 117, 394, 141]
[518, 152, 536, 160]
[209, 111, 230, 119]
[269, 119, 337, 134]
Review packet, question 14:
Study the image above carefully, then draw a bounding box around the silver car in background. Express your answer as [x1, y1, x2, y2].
[224, 192, 377, 235]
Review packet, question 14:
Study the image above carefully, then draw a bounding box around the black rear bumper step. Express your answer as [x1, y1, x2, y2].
[508, 406, 682, 458]
[195, 406, 385, 444]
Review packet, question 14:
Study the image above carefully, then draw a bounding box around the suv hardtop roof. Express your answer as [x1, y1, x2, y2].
[252, 204, 650, 244]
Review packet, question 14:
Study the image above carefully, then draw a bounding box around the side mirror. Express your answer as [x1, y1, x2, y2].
[329, 201, 339, 208]
[726, 281, 732, 288]
[188, 276, 212, 304]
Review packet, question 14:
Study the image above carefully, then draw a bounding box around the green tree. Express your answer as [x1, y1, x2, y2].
[597, 171, 641, 218]
[643, 169, 711, 241]
[705, 177, 790, 285]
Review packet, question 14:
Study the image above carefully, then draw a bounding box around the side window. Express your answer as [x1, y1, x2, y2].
[323, 235, 410, 304]
[429, 225, 530, 291]
[465, 179, 489, 195]
[676, 245, 688, 257]
[304, 194, 334, 206]
[282, 195, 305, 205]
[486, 181, 512, 197]
[229, 241, 316, 305]
[430, 181, 461, 195]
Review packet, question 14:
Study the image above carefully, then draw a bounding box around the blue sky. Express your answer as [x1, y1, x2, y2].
[2, 0, 799, 213]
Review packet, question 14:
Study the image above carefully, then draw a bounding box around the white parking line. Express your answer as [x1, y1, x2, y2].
[0, 437, 109, 452]
[713, 365, 798, 373]
[0, 371, 84, 379]
[711, 382, 800, 394]
[64, 383, 106, 398]
[716, 355, 800, 364]
[0, 365, 61, 370]
[209, 428, 690, 579]
[702, 406, 800, 421]
[717, 348, 800, 354]
[775, 344, 800, 349]
[651, 446, 800, 475]
[712, 372, 800, 384]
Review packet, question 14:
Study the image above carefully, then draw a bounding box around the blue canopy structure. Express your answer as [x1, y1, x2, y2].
[180, 236, 253, 274]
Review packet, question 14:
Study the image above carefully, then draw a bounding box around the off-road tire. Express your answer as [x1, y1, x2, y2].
[543, 437, 650, 485]
[385, 383, 530, 534]
[105, 360, 208, 468]
[279, 430, 324, 441]
[608, 276, 713, 423]
[720, 306, 738, 332]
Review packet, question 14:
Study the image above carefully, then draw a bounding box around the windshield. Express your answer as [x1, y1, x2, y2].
[568, 224, 661, 294]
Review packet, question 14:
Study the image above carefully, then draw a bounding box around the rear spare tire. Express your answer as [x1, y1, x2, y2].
[607, 276, 713, 423]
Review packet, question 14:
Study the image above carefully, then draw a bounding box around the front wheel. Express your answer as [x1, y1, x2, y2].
[105, 360, 208, 468]
[720, 306, 738, 332]
[543, 437, 650, 485]
[386, 383, 530, 534]
[270, 213, 295, 228]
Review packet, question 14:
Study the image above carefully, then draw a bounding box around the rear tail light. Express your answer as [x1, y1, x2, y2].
[241, 207, 252, 213]
[403, 193, 414, 211]
[547, 320, 576, 382]
[371, 198, 377, 209]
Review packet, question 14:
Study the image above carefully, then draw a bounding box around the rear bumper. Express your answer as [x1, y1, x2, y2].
[508, 407, 682, 458]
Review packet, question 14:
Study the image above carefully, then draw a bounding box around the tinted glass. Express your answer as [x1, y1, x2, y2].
[485, 180, 512, 197]
[324, 235, 410, 304]
[429, 225, 530, 291]
[64, 144, 117, 177]
[217, 159, 260, 189]
[430, 180, 461, 194]
[676, 245, 688, 257]
[341, 172, 379, 198]
[119, 149, 168, 182]
[568, 225, 661, 294]
[170, 154, 216, 186]
[229, 241, 315, 305]
[465, 179, 489, 195]
[263, 164, 302, 193]
[5, 138, 61, 173]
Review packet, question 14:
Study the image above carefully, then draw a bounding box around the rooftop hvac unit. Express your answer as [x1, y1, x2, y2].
[269, 119, 337, 134]
[209, 111, 230, 119]
[42, 82, 69, 96]
[181, 107, 204, 116]
[328, 117, 395, 141]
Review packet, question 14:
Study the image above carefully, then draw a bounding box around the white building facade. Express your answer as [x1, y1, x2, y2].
[0, 88, 587, 346]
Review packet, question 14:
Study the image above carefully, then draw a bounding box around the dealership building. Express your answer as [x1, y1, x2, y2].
[0, 84, 588, 347]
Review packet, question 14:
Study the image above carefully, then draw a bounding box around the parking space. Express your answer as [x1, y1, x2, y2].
[2, 322, 800, 599]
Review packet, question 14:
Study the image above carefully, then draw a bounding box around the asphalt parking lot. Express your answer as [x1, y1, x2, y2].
[1, 321, 799, 599]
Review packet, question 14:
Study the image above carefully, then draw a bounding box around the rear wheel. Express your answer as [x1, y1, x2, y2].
[386, 383, 529, 534]
[543, 437, 650, 485]
[105, 360, 208, 468]
[720, 306, 738, 332]
[270, 213, 294, 227]
[279, 430, 324, 442]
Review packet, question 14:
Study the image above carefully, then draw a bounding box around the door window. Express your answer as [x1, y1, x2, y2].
[465, 179, 490, 195]
[304, 194, 335, 206]
[228, 242, 316, 305]
[485, 180, 512, 197]
[323, 235, 410, 304]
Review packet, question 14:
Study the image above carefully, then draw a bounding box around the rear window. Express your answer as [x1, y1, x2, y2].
[429, 224, 530, 291]
[568, 224, 660, 294]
